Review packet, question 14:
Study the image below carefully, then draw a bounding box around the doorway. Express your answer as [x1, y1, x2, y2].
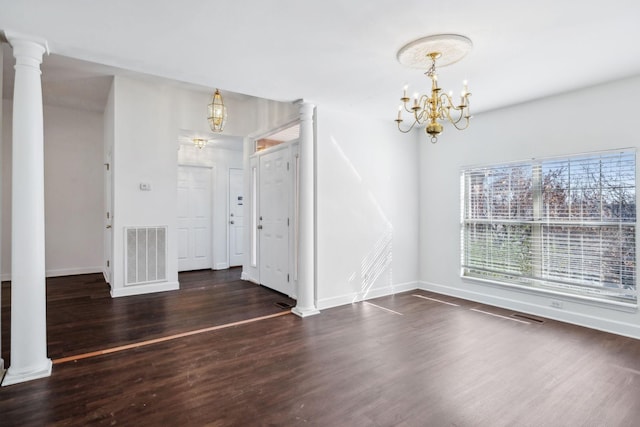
[177, 165, 213, 271]
[228, 168, 244, 267]
[248, 139, 299, 298]
[258, 147, 291, 295]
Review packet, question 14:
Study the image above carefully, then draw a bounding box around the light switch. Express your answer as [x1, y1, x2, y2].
[140, 182, 151, 191]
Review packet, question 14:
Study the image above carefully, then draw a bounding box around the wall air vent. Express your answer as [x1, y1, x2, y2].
[125, 226, 167, 286]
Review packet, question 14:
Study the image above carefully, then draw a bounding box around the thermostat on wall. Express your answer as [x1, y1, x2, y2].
[139, 182, 151, 191]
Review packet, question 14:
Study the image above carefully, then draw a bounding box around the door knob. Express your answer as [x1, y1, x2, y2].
[257, 225, 263, 230]
[230, 220, 235, 225]
[106, 225, 112, 229]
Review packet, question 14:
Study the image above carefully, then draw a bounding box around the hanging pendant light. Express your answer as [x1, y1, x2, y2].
[207, 88, 227, 132]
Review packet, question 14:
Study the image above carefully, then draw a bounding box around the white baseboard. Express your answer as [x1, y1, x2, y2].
[110, 281, 180, 298]
[47, 266, 102, 278]
[317, 281, 418, 310]
[1, 266, 103, 282]
[214, 262, 229, 270]
[1, 358, 52, 386]
[419, 280, 640, 340]
[240, 271, 259, 284]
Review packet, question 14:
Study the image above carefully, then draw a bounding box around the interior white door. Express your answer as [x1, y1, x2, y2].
[259, 148, 291, 295]
[228, 168, 244, 267]
[177, 166, 212, 271]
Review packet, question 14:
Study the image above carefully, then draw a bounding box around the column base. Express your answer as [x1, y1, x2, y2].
[2, 358, 52, 386]
[292, 306, 320, 318]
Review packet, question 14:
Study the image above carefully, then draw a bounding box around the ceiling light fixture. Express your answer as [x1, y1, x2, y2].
[207, 89, 227, 132]
[193, 138, 207, 149]
[395, 34, 472, 143]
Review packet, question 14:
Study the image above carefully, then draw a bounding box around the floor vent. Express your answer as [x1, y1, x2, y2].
[275, 301, 294, 310]
[125, 226, 167, 286]
[511, 313, 545, 324]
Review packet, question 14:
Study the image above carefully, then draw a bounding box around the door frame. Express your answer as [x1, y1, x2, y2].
[103, 150, 113, 285]
[227, 167, 244, 267]
[177, 163, 216, 271]
[247, 140, 300, 297]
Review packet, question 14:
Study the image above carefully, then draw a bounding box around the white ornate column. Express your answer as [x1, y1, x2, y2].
[2, 31, 51, 386]
[292, 102, 320, 317]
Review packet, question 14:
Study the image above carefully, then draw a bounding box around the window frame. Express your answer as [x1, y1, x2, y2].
[460, 149, 637, 308]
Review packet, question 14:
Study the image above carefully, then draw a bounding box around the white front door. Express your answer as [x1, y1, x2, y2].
[177, 166, 212, 271]
[259, 148, 291, 295]
[228, 168, 244, 267]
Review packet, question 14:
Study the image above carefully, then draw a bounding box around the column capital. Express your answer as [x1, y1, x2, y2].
[3, 30, 49, 55]
[295, 100, 315, 120]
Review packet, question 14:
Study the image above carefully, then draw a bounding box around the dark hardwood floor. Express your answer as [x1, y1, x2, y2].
[1, 268, 294, 363]
[2, 272, 640, 426]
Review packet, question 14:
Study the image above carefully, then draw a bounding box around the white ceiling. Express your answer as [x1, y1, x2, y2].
[1, 0, 640, 119]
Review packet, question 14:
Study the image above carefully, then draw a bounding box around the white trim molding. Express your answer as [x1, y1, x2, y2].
[110, 280, 179, 298]
[419, 280, 640, 340]
[317, 281, 418, 311]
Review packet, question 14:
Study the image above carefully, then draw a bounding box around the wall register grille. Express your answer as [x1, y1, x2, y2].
[125, 226, 167, 286]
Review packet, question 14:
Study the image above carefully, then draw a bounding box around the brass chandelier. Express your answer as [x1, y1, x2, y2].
[207, 88, 227, 132]
[394, 34, 472, 143]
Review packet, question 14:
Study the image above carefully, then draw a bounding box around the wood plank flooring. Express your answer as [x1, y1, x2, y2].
[2, 272, 640, 426]
[1, 268, 295, 363]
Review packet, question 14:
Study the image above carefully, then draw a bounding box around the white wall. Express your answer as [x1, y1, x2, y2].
[178, 143, 243, 269]
[2, 100, 104, 280]
[110, 76, 180, 296]
[316, 106, 420, 308]
[1, 100, 10, 280]
[419, 75, 640, 339]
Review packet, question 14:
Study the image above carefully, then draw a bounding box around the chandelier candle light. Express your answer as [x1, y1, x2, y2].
[208, 88, 227, 132]
[395, 34, 472, 143]
[193, 138, 207, 149]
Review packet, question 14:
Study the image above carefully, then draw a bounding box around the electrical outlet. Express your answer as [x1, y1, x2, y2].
[550, 300, 563, 309]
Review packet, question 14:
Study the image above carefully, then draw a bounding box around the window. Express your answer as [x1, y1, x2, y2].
[461, 150, 637, 305]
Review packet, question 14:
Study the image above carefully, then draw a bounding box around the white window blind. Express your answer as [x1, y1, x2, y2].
[461, 150, 637, 304]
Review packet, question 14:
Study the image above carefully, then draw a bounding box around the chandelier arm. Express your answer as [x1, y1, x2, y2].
[445, 108, 465, 125]
[396, 119, 419, 133]
[414, 107, 428, 123]
[402, 102, 415, 114]
[439, 94, 461, 124]
[450, 116, 471, 130]
[439, 92, 472, 127]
